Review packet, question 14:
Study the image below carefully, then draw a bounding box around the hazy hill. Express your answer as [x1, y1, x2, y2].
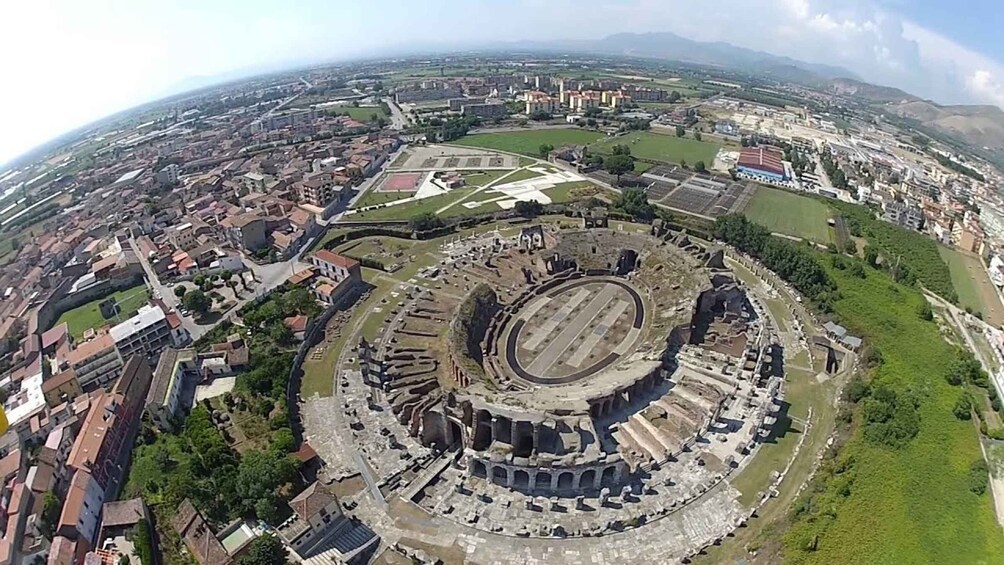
[889, 100, 1004, 152]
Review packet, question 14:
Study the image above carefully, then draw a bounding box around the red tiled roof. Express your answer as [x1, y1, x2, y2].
[314, 250, 359, 269]
[737, 146, 785, 176]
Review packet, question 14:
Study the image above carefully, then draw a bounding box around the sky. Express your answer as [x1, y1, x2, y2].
[1, 0, 1003, 166]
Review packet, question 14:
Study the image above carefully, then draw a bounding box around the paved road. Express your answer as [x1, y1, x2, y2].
[383, 97, 408, 130]
[130, 238, 309, 342]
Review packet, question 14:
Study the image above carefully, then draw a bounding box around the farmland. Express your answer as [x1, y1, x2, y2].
[452, 129, 604, 157]
[743, 186, 833, 244]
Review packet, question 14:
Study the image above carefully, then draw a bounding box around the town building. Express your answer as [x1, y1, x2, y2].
[277, 481, 376, 560]
[525, 91, 559, 115]
[64, 335, 123, 390]
[56, 470, 104, 550]
[736, 146, 789, 184]
[41, 369, 83, 407]
[882, 201, 924, 231]
[146, 348, 198, 431]
[222, 213, 268, 251]
[310, 250, 362, 283]
[462, 102, 507, 119]
[109, 304, 175, 360]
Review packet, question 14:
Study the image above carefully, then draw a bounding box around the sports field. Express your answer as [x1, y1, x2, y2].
[452, 129, 604, 157]
[938, 245, 1004, 326]
[589, 131, 721, 166]
[55, 283, 151, 339]
[743, 186, 833, 244]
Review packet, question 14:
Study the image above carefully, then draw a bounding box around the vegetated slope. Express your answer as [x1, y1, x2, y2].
[828, 78, 920, 104]
[888, 100, 1004, 154]
[782, 261, 1004, 564]
[833, 201, 957, 302]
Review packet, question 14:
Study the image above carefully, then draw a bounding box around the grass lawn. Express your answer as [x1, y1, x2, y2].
[589, 131, 721, 165]
[462, 169, 513, 187]
[496, 168, 543, 184]
[327, 104, 388, 121]
[350, 189, 476, 221]
[354, 190, 414, 208]
[744, 186, 833, 244]
[938, 245, 1004, 326]
[547, 181, 601, 203]
[452, 129, 604, 157]
[56, 283, 151, 339]
[781, 261, 1004, 565]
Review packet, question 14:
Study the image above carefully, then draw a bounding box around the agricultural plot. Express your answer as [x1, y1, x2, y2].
[743, 186, 833, 244]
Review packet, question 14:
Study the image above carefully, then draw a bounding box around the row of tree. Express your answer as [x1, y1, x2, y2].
[714, 214, 836, 306]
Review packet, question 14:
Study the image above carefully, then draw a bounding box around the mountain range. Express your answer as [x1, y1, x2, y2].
[500, 32, 1004, 158]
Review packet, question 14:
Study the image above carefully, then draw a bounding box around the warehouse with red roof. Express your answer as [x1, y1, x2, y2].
[736, 146, 789, 183]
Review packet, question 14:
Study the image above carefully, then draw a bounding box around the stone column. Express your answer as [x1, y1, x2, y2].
[511, 419, 518, 447]
[593, 470, 603, 490]
[532, 422, 542, 454]
[490, 416, 499, 444]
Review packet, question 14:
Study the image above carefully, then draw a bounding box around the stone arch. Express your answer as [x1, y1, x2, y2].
[472, 460, 487, 478]
[601, 465, 617, 487]
[513, 469, 530, 489]
[536, 471, 553, 490]
[557, 472, 574, 490]
[580, 469, 597, 490]
[492, 466, 509, 486]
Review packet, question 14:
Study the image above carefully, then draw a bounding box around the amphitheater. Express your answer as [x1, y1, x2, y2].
[308, 221, 796, 563]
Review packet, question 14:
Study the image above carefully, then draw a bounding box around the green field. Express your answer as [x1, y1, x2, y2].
[939, 245, 1004, 326]
[327, 104, 388, 121]
[452, 129, 604, 157]
[589, 131, 721, 166]
[782, 261, 1004, 564]
[56, 283, 151, 339]
[744, 187, 833, 244]
[498, 168, 543, 183]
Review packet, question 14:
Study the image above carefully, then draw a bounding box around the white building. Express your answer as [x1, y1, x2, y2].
[155, 163, 181, 186]
[146, 348, 198, 431]
[110, 304, 173, 360]
[168, 223, 198, 251]
[278, 482, 353, 558]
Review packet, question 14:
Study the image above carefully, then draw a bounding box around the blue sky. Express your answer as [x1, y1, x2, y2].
[1, 0, 1003, 165]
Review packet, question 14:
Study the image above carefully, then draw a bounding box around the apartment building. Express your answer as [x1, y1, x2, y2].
[65, 334, 123, 390]
[146, 348, 198, 431]
[56, 470, 104, 550]
[882, 201, 924, 231]
[109, 304, 173, 360]
[525, 91, 558, 115]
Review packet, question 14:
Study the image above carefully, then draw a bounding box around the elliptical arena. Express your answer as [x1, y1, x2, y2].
[301, 219, 836, 564]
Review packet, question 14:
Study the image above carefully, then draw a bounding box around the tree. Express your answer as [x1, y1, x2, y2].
[668, 91, 682, 103]
[693, 161, 707, 173]
[237, 534, 289, 565]
[514, 200, 544, 218]
[679, 159, 687, 169]
[613, 187, 654, 222]
[843, 240, 857, 255]
[409, 212, 443, 232]
[604, 154, 635, 182]
[269, 323, 293, 345]
[220, 270, 233, 283]
[235, 450, 298, 523]
[694, 132, 702, 141]
[918, 301, 934, 321]
[174, 286, 187, 299]
[584, 106, 602, 118]
[538, 144, 554, 158]
[612, 144, 631, 156]
[863, 246, 880, 268]
[675, 125, 685, 138]
[182, 289, 211, 315]
[40, 491, 60, 536]
[953, 391, 973, 420]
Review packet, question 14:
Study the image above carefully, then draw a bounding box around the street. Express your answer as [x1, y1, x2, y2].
[130, 238, 309, 342]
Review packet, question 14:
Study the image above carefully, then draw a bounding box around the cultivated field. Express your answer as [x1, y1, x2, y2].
[938, 245, 1004, 326]
[589, 131, 721, 166]
[56, 283, 151, 339]
[452, 129, 604, 157]
[743, 186, 833, 244]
